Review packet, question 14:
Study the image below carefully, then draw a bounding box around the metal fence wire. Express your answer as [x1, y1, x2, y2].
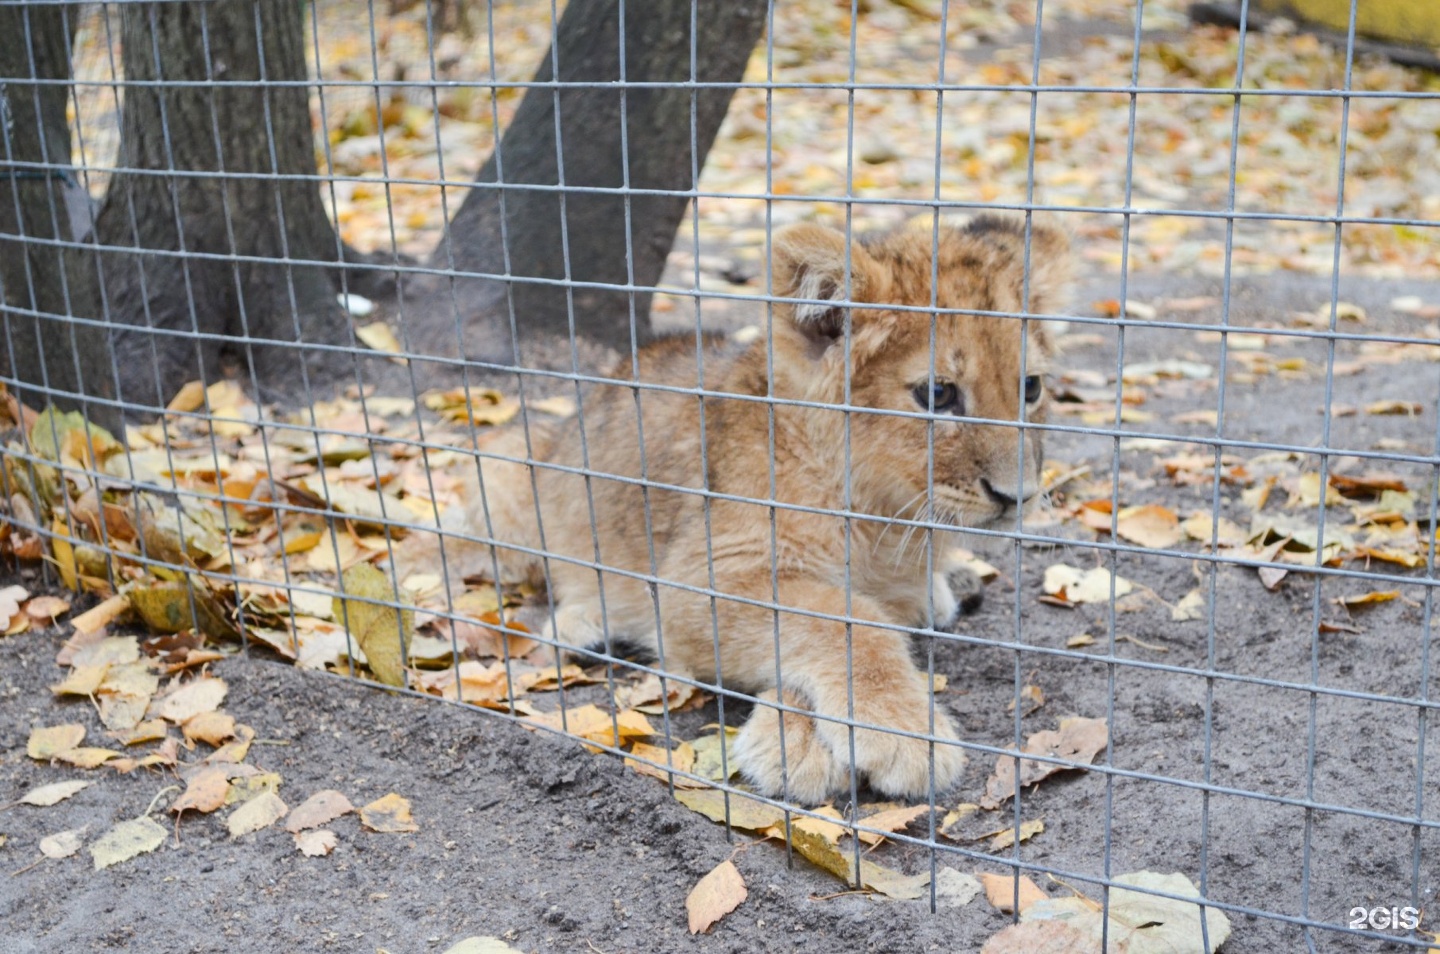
[3, 0, 1440, 949]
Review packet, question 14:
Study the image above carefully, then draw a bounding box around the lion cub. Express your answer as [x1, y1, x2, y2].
[461, 215, 1069, 803]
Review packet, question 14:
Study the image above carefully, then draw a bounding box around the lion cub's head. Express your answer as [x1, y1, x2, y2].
[769, 215, 1071, 531]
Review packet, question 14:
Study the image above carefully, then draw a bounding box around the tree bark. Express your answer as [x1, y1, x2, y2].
[0, 3, 118, 431]
[423, 0, 769, 360]
[92, 0, 358, 411]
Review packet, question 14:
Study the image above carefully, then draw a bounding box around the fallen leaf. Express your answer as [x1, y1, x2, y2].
[977, 871, 1048, 914]
[1004, 870, 1231, 954]
[1066, 633, 1096, 648]
[155, 676, 228, 723]
[27, 724, 86, 760]
[225, 771, 283, 806]
[170, 766, 232, 816]
[1180, 513, 1246, 547]
[1042, 566, 1133, 605]
[294, 829, 338, 857]
[183, 711, 237, 747]
[359, 793, 418, 833]
[227, 790, 288, 838]
[285, 790, 356, 833]
[356, 320, 404, 357]
[625, 741, 697, 784]
[1338, 590, 1400, 608]
[674, 788, 787, 831]
[981, 717, 1109, 809]
[24, 595, 70, 623]
[982, 818, 1045, 852]
[39, 827, 86, 860]
[1366, 400, 1422, 416]
[50, 662, 111, 697]
[68, 594, 130, 634]
[689, 728, 740, 782]
[90, 815, 166, 869]
[1258, 565, 1288, 590]
[16, 780, 91, 807]
[1171, 588, 1206, 622]
[54, 747, 119, 768]
[855, 804, 930, 846]
[687, 859, 748, 934]
[934, 868, 983, 908]
[333, 563, 414, 687]
[980, 920, 1094, 953]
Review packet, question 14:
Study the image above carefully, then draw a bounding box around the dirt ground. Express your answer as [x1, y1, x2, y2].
[4, 265, 1440, 954]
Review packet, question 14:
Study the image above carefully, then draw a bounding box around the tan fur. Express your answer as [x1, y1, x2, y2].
[456, 215, 1070, 803]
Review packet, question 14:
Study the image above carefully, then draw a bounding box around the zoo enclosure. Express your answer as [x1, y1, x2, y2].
[2, 0, 1439, 950]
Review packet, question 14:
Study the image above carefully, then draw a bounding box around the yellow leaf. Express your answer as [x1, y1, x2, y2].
[356, 321, 404, 356]
[155, 676, 228, 723]
[166, 380, 207, 413]
[28, 723, 86, 759]
[687, 860, 748, 934]
[1339, 590, 1400, 608]
[171, 766, 231, 815]
[625, 741, 697, 783]
[227, 790, 288, 838]
[673, 788, 787, 831]
[981, 818, 1045, 851]
[977, 872, 1048, 914]
[54, 747, 120, 768]
[51, 663, 111, 697]
[285, 790, 355, 833]
[359, 792, 418, 833]
[332, 564, 413, 687]
[90, 815, 166, 870]
[17, 780, 91, 807]
[183, 710, 237, 747]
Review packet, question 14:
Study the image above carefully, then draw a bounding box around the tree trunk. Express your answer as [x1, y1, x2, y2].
[423, 0, 769, 360]
[92, 0, 358, 411]
[0, 3, 118, 431]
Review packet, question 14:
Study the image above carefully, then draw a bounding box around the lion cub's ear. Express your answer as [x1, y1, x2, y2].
[771, 223, 886, 344]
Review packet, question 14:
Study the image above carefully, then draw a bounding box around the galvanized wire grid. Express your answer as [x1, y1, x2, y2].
[2, 0, 1438, 948]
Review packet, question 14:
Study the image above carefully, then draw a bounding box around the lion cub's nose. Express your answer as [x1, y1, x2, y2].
[980, 477, 1038, 508]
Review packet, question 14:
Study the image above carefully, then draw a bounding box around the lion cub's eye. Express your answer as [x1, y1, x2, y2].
[1023, 374, 1044, 404]
[913, 382, 961, 414]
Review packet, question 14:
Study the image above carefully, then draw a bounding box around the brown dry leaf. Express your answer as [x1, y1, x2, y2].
[285, 790, 356, 833]
[982, 818, 1045, 852]
[166, 380, 206, 413]
[1066, 633, 1096, 648]
[54, 747, 119, 769]
[1258, 565, 1289, 591]
[24, 595, 70, 624]
[333, 563, 414, 687]
[171, 766, 231, 816]
[50, 662, 111, 697]
[110, 719, 168, 747]
[39, 827, 87, 860]
[1366, 400, 1423, 416]
[205, 723, 256, 764]
[674, 788, 788, 832]
[90, 815, 166, 870]
[1180, 513, 1246, 547]
[16, 779, 91, 807]
[1338, 590, 1400, 608]
[28, 724, 86, 760]
[980, 717, 1109, 810]
[1171, 588, 1206, 622]
[227, 790, 288, 838]
[523, 704, 654, 750]
[625, 741, 697, 784]
[155, 676, 228, 723]
[0, 584, 30, 629]
[1006, 684, 1045, 714]
[977, 872, 1048, 915]
[69, 594, 130, 635]
[1114, 505, 1181, 549]
[183, 711, 237, 747]
[356, 321, 405, 359]
[687, 859, 748, 934]
[225, 772, 283, 806]
[294, 829, 339, 857]
[614, 673, 697, 715]
[127, 580, 195, 633]
[360, 793, 418, 833]
[992, 870, 1231, 954]
[1042, 566, 1133, 605]
[855, 804, 930, 847]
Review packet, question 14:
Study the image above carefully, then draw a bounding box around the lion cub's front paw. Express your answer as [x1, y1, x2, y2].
[734, 688, 966, 803]
[851, 711, 967, 800]
[734, 689, 849, 804]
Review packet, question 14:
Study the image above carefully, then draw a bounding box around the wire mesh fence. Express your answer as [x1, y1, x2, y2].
[3, 0, 1440, 949]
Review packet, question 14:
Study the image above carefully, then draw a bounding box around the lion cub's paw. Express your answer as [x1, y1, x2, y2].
[734, 689, 849, 804]
[851, 713, 967, 801]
